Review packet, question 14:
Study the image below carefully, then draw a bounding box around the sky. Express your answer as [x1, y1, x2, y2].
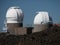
[0, 0, 60, 31]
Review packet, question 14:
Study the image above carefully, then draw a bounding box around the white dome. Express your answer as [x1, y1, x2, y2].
[34, 11, 52, 25]
[6, 6, 24, 23]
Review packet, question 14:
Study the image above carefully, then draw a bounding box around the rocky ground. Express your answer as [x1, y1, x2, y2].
[0, 25, 60, 45]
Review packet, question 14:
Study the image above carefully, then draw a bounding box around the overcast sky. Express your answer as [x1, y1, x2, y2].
[0, 0, 60, 31]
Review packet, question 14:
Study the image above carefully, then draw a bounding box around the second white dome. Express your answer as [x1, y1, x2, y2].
[34, 11, 51, 25]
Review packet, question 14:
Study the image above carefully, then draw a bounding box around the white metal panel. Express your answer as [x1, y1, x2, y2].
[6, 6, 24, 23]
[34, 12, 50, 25]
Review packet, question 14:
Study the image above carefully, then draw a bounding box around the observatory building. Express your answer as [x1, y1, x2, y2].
[6, 6, 23, 27]
[5, 6, 53, 35]
[32, 12, 53, 33]
[6, 6, 32, 35]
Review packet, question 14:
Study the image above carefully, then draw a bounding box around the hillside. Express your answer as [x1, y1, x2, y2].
[0, 25, 60, 45]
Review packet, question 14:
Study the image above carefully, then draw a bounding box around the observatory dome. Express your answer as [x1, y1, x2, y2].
[34, 11, 52, 25]
[6, 6, 24, 23]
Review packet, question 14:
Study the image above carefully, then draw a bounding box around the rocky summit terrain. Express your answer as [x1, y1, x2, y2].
[0, 25, 60, 45]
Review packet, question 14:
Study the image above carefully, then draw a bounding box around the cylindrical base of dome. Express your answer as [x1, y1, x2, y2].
[32, 24, 48, 33]
[7, 23, 23, 27]
[7, 23, 23, 33]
